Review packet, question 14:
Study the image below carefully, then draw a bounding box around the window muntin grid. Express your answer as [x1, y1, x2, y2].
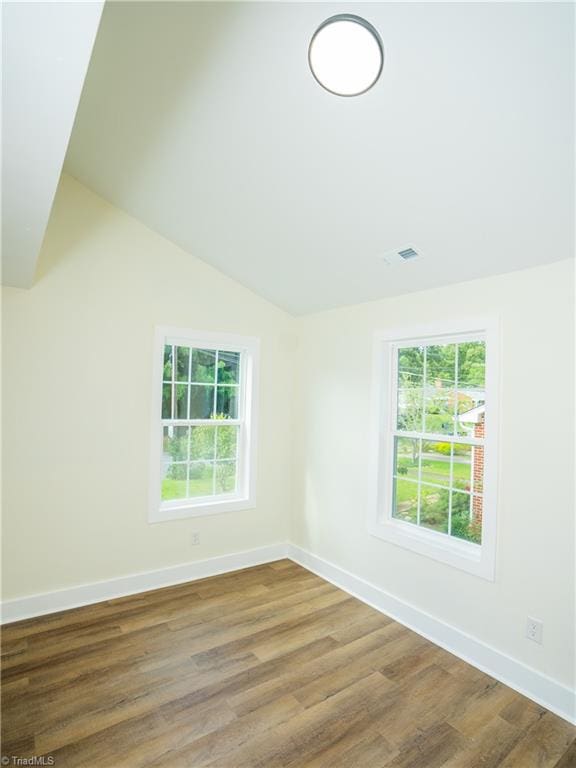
[391, 337, 486, 544]
[161, 345, 243, 504]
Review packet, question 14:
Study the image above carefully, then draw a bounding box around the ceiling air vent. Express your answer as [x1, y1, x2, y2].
[380, 245, 422, 266]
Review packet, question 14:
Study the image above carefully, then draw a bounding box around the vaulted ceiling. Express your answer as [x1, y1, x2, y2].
[61, 3, 574, 313]
[2, 0, 103, 287]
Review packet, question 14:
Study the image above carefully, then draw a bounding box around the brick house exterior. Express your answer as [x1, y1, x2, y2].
[459, 403, 485, 526]
[471, 413, 484, 524]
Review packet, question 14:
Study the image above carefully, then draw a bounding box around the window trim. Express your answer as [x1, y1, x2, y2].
[367, 317, 500, 580]
[149, 327, 259, 523]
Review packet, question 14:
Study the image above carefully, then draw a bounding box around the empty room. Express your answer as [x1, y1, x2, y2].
[1, 1, 575, 766]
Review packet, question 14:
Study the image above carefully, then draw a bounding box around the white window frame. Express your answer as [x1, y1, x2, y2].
[367, 317, 500, 580]
[149, 327, 259, 523]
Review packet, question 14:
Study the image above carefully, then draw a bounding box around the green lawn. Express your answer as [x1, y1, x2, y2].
[162, 463, 236, 501]
[394, 477, 446, 512]
[392, 445, 480, 543]
[162, 476, 213, 500]
[398, 457, 472, 490]
[394, 478, 451, 531]
[393, 473, 480, 543]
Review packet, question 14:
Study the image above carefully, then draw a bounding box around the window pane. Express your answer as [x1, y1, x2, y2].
[420, 442, 451, 487]
[163, 426, 189, 463]
[394, 436, 419, 481]
[458, 341, 485, 389]
[175, 383, 188, 419]
[188, 462, 214, 497]
[451, 443, 472, 491]
[162, 462, 187, 500]
[218, 350, 241, 384]
[471, 495, 483, 541]
[457, 341, 486, 436]
[424, 389, 455, 435]
[424, 344, 456, 435]
[426, 343, 457, 384]
[456, 393, 476, 417]
[162, 383, 172, 419]
[216, 386, 238, 419]
[457, 404, 486, 439]
[192, 349, 216, 384]
[163, 345, 173, 381]
[420, 486, 449, 533]
[456, 402, 477, 437]
[397, 346, 424, 432]
[190, 385, 214, 419]
[450, 491, 481, 544]
[392, 477, 418, 524]
[216, 425, 238, 460]
[175, 346, 190, 382]
[215, 461, 237, 494]
[190, 425, 215, 461]
[471, 444, 484, 494]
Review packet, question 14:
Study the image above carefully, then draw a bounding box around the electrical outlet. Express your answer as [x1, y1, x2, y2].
[190, 531, 200, 547]
[526, 617, 543, 644]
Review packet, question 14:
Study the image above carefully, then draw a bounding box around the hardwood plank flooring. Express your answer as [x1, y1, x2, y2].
[1, 560, 574, 767]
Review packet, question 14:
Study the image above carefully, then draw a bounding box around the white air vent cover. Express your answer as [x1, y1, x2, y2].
[380, 245, 422, 266]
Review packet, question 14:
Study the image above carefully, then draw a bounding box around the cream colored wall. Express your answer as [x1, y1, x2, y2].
[292, 260, 575, 689]
[1, 175, 295, 599]
[2, 174, 573, 694]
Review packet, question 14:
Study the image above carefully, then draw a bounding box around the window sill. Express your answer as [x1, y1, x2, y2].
[368, 518, 495, 580]
[149, 494, 255, 523]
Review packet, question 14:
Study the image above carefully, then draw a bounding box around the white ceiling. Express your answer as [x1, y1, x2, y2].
[65, 2, 574, 315]
[2, 0, 103, 288]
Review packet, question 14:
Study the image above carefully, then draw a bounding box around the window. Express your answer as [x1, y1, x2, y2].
[368, 319, 499, 579]
[149, 328, 259, 522]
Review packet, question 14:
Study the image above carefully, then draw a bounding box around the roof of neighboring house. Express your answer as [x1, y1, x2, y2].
[458, 403, 486, 423]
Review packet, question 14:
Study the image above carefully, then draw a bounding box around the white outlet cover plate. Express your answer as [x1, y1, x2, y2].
[526, 617, 543, 644]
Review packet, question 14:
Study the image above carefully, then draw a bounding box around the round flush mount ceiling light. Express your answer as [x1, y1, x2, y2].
[308, 14, 383, 97]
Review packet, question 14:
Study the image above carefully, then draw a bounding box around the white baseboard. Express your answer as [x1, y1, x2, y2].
[287, 544, 576, 726]
[2, 540, 573, 725]
[0, 543, 288, 624]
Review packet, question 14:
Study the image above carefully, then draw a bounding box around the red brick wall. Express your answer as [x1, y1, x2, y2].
[472, 415, 485, 524]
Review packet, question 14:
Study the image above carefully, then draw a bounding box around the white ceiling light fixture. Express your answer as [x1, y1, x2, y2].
[308, 14, 384, 97]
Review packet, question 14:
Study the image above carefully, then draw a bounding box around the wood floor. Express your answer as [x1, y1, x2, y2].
[1, 560, 575, 767]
